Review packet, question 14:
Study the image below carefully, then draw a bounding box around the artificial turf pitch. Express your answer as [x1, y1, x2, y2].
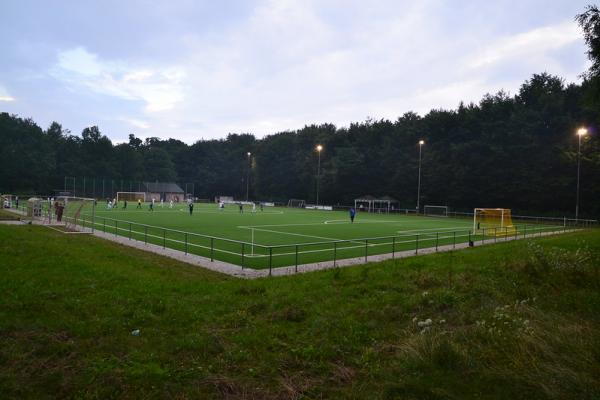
[79, 203, 562, 269]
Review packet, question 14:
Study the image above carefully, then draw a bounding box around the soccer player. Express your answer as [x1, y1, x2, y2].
[252, 202, 256, 213]
[169, 200, 174, 209]
[188, 201, 194, 215]
[56, 201, 64, 222]
[239, 203, 243, 213]
[123, 200, 127, 209]
[137, 199, 142, 209]
[160, 199, 164, 208]
[260, 203, 263, 212]
[349, 207, 356, 223]
[149, 201, 154, 212]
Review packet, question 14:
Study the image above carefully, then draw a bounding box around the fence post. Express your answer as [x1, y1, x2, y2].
[364, 239, 368, 262]
[415, 234, 419, 255]
[453, 231, 456, 249]
[505, 226, 508, 240]
[482, 228, 485, 245]
[241, 243, 245, 269]
[333, 242, 337, 267]
[269, 247, 273, 276]
[295, 244, 298, 273]
[210, 238, 214, 261]
[392, 237, 396, 259]
[144, 226, 147, 244]
[436, 232, 439, 251]
[185, 233, 188, 255]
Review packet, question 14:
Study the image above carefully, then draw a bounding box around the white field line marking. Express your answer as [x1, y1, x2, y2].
[255, 232, 475, 259]
[238, 220, 398, 229]
[175, 209, 284, 215]
[238, 226, 369, 245]
[322, 219, 399, 225]
[238, 225, 471, 247]
[98, 208, 284, 215]
[396, 226, 468, 234]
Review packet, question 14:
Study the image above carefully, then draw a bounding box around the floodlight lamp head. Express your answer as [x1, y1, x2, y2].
[247, 152, 251, 156]
[419, 140, 425, 145]
[577, 127, 588, 136]
[316, 144, 323, 152]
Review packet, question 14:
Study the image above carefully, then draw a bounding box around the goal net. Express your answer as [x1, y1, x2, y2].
[287, 199, 306, 208]
[117, 192, 146, 202]
[55, 196, 96, 232]
[424, 205, 448, 217]
[473, 208, 516, 236]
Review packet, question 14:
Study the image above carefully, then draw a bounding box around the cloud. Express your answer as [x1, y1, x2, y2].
[16, 1, 586, 143]
[0, 85, 15, 101]
[118, 117, 150, 129]
[52, 47, 185, 112]
[467, 20, 582, 69]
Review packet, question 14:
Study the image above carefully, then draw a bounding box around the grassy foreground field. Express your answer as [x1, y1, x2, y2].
[1, 225, 600, 399]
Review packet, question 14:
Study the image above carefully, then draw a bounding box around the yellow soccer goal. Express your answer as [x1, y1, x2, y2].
[473, 208, 517, 236]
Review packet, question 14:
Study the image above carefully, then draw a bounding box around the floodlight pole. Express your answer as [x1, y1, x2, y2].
[575, 128, 587, 220]
[246, 152, 251, 201]
[316, 145, 323, 206]
[416, 140, 425, 214]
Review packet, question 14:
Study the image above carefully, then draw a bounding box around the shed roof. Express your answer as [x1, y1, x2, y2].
[142, 182, 184, 193]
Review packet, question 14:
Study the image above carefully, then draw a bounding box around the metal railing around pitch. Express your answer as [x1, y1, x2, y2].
[255, 224, 573, 273]
[63, 214, 576, 275]
[74, 213, 269, 269]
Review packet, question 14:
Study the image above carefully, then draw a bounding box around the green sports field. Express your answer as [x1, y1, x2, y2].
[74, 203, 565, 269]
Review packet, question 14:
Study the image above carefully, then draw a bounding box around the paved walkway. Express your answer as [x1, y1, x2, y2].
[2, 207, 576, 279]
[0, 220, 25, 225]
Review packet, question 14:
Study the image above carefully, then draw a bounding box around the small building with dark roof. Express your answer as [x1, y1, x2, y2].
[142, 182, 185, 202]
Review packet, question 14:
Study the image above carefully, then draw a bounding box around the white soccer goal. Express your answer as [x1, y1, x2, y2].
[116, 191, 146, 203]
[32, 196, 97, 233]
[424, 205, 448, 217]
[287, 199, 306, 208]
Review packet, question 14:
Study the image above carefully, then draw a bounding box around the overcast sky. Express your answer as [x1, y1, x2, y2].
[0, 0, 592, 143]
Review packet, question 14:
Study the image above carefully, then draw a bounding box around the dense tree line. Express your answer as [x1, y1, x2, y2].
[1, 7, 600, 217]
